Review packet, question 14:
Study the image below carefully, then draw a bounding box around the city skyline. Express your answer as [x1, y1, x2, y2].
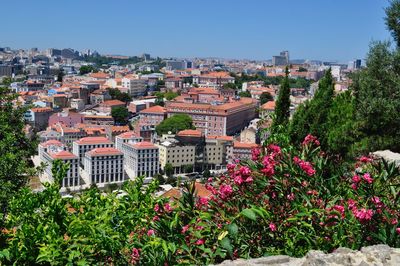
[0, 0, 391, 62]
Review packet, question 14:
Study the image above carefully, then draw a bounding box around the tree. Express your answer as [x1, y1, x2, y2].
[238, 90, 251, 98]
[164, 91, 179, 101]
[289, 69, 334, 148]
[79, 65, 97, 75]
[223, 83, 237, 90]
[108, 88, 132, 103]
[0, 87, 37, 227]
[272, 67, 291, 129]
[111, 106, 129, 125]
[352, 41, 400, 153]
[154, 173, 165, 185]
[155, 114, 195, 135]
[385, 0, 400, 47]
[164, 163, 174, 178]
[57, 70, 64, 82]
[260, 92, 274, 105]
[326, 90, 358, 156]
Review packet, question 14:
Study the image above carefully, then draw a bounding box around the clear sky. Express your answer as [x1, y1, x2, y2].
[0, 0, 391, 62]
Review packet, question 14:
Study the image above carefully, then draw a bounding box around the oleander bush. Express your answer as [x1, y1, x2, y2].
[1, 134, 399, 265]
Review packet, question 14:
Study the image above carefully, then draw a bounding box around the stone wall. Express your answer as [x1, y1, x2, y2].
[214, 245, 400, 266]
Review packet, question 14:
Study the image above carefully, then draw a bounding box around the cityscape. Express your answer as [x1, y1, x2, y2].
[0, 1, 399, 265]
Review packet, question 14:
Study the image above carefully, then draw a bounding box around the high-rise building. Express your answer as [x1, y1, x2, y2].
[272, 50, 289, 66]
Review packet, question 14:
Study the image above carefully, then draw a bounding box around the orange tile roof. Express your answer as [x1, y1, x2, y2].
[49, 150, 77, 160]
[177, 129, 202, 137]
[100, 99, 125, 107]
[40, 140, 63, 147]
[130, 141, 157, 149]
[89, 72, 110, 79]
[112, 126, 130, 133]
[87, 147, 122, 157]
[206, 135, 234, 141]
[140, 105, 167, 114]
[162, 182, 212, 200]
[189, 87, 220, 95]
[31, 107, 52, 113]
[75, 137, 112, 145]
[84, 115, 113, 119]
[117, 131, 140, 139]
[233, 141, 260, 149]
[261, 101, 276, 111]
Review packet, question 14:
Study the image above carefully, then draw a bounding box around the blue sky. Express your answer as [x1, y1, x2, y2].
[0, 0, 391, 62]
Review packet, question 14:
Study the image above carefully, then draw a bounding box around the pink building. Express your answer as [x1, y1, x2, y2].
[48, 110, 84, 127]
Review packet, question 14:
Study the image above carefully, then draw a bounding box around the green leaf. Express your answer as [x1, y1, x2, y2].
[227, 223, 239, 237]
[220, 237, 233, 257]
[241, 208, 257, 221]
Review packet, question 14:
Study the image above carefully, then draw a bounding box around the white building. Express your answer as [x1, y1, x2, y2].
[115, 131, 143, 152]
[121, 77, 147, 97]
[123, 141, 159, 178]
[83, 148, 124, 187]
[72, 137, 114, 166]
[156, 139, 196, 173]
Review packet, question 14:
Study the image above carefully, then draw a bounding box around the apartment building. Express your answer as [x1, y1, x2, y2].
[166, 97, 257, 136]
[115, 131, 143, 152]
[156, 139, 196, 173]
[72, 136, 114, 165]
[231, 141, 260, 162]
[123, 141, 159, 178]
[83, 148, 124, 187]
[121, 77, 147, 97]
[204, 135, 234, 170]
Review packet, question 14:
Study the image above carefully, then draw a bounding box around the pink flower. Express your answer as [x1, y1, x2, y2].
[353, 208, 374, 222]
[363, 173, 373, 184]
[181, 225, 190, 234]
[244, 176, 253, 183]
[302, 134, 320, 146]
[251, 148, 261, 160]
[234, 175, 243, 185]
[130, 248, 140, 265]
[198, 197, 209, 207]
[351, 183, 358, 190]
[332, 205, 345, 218]
[164, 203, 172, 213]
[293, 157, 316, 176]
[147, 229, 155, 236]
[261, 165, 275, 176]
[371, 196, 383, 208]
[268, 144, 281, 155]
[154, 204, 160, 212]
[287, 193, 295, 201]
[352, 175, 361, 183]
[239, 166, 251, 176]
[396, 228, 400, 235]
[227, 163, 236, 171]
[269, 223, 277, 232]
[207, 177, 213, 183]
[391, 218, 398, 225]
[195, 239, 205, 245]
[219, 184, 233, 199]
[359, 156, 372, 163]
[347, 199, 357, 210]
[152, 215, 160, 222]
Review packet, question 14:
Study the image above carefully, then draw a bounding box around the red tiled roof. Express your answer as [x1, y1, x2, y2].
[100, 99, 125, 107]
[162, 182, 212, 200]
[117, 131, 140, 139]
[140, 105, 167, 114]
[233, 141, 259, 149]
[40, 140, 63, 147]
[206, 135, 234, 141]
[87, 147, 122, 157]
[75, 137, 112, 145]
[31, 107, 52, 113]
[261, 101, 276, 111]
[49, 150, 77, 160]
[177, 129, 202, 137]
[130, 141, 157, 149]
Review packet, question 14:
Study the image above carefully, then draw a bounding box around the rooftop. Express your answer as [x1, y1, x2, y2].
[49, 150, 77, 160]
[87, 147, 123, 157]
[75, 136, 112, 145]
[233, 141, 260, 149]
[140, 105, 167, 114]
[177, 129, 202, 137]
[261, 101, 276, 111]
[40, 139, 63, 147]
[130, 141, 157, 149]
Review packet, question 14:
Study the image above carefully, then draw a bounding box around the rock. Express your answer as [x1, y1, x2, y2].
[213, 245, 400, 266]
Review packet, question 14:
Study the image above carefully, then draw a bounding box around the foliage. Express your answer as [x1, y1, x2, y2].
[238, 90, 251, 98]
[260, 92, 274, 105]
[57, 70, 64, 82]
[352, 41, 400, 153]
[79, 65, 97, 75]
[111, 106, 129, 125]
[223, 83, 237, 90]
[272, 67, 291, 129]
[0, 87, 37, 228]
[83, 55, 143, 67]
[164, 163, 174, 178]
[155, 114, 195, 135]
[326, 90, 358, 157]
[385, 0, 400, 47]
[1, 134, 399, 265]
[289, 69, 334, 149]
[108, 88, 132, 103]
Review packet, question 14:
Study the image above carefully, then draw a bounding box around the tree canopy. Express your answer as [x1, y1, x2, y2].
[108, 88, 132, 103]
[272, 67, 291, 129]
[155, 114, 194, 135]
[259, 92, 274, 105]
[79, 65, 98, 75]
[111, 106, 129, 125]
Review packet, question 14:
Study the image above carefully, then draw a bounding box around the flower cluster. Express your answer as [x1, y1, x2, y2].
[302, 134, 320, 146]
[293, 156, 316, 176]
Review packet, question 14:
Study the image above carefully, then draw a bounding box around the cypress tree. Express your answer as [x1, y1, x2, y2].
[272, 67, 291, 129]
